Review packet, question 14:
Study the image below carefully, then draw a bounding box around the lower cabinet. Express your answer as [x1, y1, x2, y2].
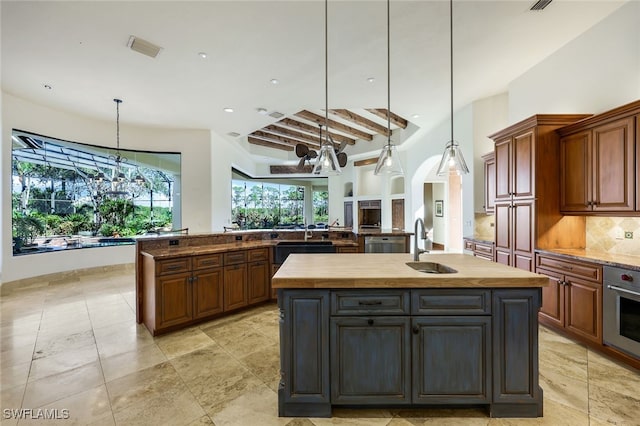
[536, 253, 603, 344]
[279, 288, 541, 418]
[223, 263, 248, 311]
[157, 271, 193, 329]
[193, 267, 224, 319]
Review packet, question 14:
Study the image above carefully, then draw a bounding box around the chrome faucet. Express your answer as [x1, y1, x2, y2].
[413, 217, 428, 261]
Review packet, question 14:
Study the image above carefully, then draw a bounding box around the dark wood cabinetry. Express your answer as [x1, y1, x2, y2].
[464, 238, 494, 261]
[558, 104, 638, 214]
[489, 115, 590, 271]
[343, 201, 353, 228]
[535, 253, 602, 345]
[248, 248, 270, 305]
[482, 152, 496, 214]
[392, 199, 405, 230]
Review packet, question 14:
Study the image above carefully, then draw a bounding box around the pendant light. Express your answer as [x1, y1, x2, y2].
[436, 0, 469, 176]
[312, 0, 341, 176]
[374, 0, 403, 176]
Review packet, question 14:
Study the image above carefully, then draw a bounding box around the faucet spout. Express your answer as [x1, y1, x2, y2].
[413, 218, 428, 261]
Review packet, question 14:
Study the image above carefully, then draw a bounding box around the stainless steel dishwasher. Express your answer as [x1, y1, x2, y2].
[363, 235, 406, 253]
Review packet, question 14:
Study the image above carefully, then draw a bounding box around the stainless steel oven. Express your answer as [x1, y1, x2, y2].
[603, 265, 640, 359]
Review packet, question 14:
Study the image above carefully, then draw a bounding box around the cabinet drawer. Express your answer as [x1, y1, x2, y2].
[248, 247, 269, 262]
[464, 240, 475, 251]
[193, 253, 223, 270]
[224, 250, 247, 265]
[156, 258, 191, 275]
[331, 290, 410, 315]
[337, 246, 359, 253]
[536, 254, 601, 282]
[474, 243, 494, 257]
[411, 290, 491, 315]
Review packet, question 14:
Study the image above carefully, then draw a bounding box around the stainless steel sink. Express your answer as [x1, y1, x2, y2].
[405, 261, 457, 274]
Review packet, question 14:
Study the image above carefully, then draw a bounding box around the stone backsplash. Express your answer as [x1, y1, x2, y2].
[586, 217, 640, 254]
[474, 213, 495, 241]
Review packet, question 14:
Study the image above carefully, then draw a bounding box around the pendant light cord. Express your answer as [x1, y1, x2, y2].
[387, 0, 391, 148]
[114, 98, 122, 156]
[449, 0, 454, 144]
[324, 0, 329, 142]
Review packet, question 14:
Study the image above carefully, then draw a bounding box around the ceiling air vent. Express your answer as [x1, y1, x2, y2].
[127, 36, 163, 58]
[530, 0, 552, 11]
[228, 132, 241, 137]
[269, 111, 284, 119]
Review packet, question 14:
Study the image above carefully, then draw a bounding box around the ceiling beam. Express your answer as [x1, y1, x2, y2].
[262, 125, 321, 148]
[354, 157, 379, 167]
[366, 109, 409, 129]
[278, 118, 356, 145]
[329, 109, 390, 137]
[247, 136, 294, 151]
[270, 164, 314, 174]
[295, 110, 374, 141]
[249, 131, 311, 148]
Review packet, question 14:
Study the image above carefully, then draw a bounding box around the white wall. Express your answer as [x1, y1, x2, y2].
[2, 93, 212, 283]
[508, 1, 640, 121]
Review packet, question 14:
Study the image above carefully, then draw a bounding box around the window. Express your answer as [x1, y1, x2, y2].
[313, 189, 329, 224]
[11, 130, 180, 255]
[232, 180, 304, 229]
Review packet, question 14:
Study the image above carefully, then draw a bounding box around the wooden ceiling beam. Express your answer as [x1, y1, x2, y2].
[278, 118, 356, 145]
[247, 136, 294, 151]
[270, 164, 314, 174]
[330, 109, 390, 137]
[354, 157, 379, 167]
[295, 110, 374, 141]
[366, 108, 409, 129]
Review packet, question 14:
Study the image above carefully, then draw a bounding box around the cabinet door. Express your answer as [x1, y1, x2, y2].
[279, 290, 330, 417]
[484, 154, 496, 214]
[224, 264, 248, 311]
[392, 199, 405, 230]
[271, 264, 280, 300]
[330, 316, 411, 405]
[560, 130, 591, 212]
[512, 130, 535, 199]
[592, 117, 635, 212]
[344, 201, 353, 228]
[157, 272, 193, 329]
[565, 276, 602, 344]
[247, 261, 270, 305]
[536, 267, 565, 328]
[193, 267, 224, 319]
[412, 316, 491, 404]
[493, 202, 511, 266]
[494, 137, 511, 201]
[512, 200, 534, 272]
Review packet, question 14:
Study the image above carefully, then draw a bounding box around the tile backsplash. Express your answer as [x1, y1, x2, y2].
[474, 213, 495, 241]
[586, 217, 640, 254]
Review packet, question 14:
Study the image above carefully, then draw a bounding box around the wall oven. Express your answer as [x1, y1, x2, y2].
[603, 265, 640, 359]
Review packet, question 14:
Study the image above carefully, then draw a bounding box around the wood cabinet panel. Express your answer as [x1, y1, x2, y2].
[392, 199, 405, 230]
[537, 267, 564, 327]
[344, 201, 353, 228]
[494, 138, 511, 201]
[560, 131, 591, 212]
[565, 276, 602, 344]
[512, 130, 535, 199]
[193, 268, 224, 319]
[248, 261, 270, 305]
[193, 254, 223, 270]
[157, 272, 193, 329]
[224, 264, 248, 311]
[156, 258, 190, 275]
[482, 152, 496, 214]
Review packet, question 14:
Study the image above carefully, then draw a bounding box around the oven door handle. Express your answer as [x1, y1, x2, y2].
[607, 284, 640, 298]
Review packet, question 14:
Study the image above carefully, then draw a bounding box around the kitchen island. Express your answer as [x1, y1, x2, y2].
[272, 253, 548, 418]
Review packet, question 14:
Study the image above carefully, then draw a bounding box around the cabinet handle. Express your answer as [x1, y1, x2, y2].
[556, 279, 563, 285]
[367, 319, 374, 326]
[412, 325, 420, 334]
[166, 265, 182, 271]
[192, 276, 198, 282]
[358, 300, 383, 306]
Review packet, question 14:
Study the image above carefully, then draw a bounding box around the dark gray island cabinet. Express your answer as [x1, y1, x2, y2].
[277, 287, 543, 418]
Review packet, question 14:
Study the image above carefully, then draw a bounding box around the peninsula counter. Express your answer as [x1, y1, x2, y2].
[272, 253, 548, 418]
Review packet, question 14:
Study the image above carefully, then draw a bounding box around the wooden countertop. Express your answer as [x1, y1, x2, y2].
[272, 253, 548, 289]
[141, 239, 358, 260]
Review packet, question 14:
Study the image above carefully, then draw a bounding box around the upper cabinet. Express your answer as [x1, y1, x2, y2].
[482, 152, 495, 214]
[558, 101, 640, 215]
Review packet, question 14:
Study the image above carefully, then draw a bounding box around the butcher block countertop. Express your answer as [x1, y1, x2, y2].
[272, 253, 548, 289]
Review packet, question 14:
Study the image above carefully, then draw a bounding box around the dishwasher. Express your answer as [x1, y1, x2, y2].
[363, 236, 406, 253]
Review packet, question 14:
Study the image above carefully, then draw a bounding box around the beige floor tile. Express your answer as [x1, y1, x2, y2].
[93, 321, 155, 359]
[154, 326, 216, 359]
[107, 362, 205, 425]
[588, 382, 640, 426]
[538, 368, 589, 413]
[208, 384, 288, 426]
[1, 360, 32, 389]
[0, 331, 38, 353]
[101, 343, 167, 382]
[488, 398, 589, 425]
[1, 341, 36, 369]
[23, 361, 104, 408]
[238, 342, 280, 384]
[186, 415, 216, 425]
[587, 349, 640, 400]
[0, 384, 26, 426]
[33, 329, 96, 359]
[28, 344, 99, 381]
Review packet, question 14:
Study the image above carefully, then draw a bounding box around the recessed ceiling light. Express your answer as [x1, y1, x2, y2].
[256, 108, 268, 115]
[367, 77, 375, 83]
[411, 114, 420, 119]
[43, 84, 52, 90]
[223, 107, 234, 113]
[270, 78, 279, 85]
[198, 52, 208, 59]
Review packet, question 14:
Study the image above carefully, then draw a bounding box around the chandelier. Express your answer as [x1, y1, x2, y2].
[90, 98, 146, 198]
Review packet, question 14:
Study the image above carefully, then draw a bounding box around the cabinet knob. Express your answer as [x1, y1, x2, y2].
[367, 319, 374, 326]
[412, 325, 420, 334]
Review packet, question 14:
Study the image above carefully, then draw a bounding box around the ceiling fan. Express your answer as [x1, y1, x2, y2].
[294, 138, 348, 170]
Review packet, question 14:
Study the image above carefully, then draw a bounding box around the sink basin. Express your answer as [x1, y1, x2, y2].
[405, 262, 457, 274]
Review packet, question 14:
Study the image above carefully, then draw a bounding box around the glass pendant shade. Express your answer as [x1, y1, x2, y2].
[436, 140, 469, 176]
[312, 143, 341, 175]
[93, 172, 106, 183]
[374, 142, 403, 175]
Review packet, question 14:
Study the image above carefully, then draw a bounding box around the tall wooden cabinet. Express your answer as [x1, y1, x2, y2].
[558, 102, 639, 214]
[489, 115, 590, 271]
[482, 152, 496, 214]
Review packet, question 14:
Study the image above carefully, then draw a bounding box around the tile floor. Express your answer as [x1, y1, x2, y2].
[1, 267, 639, 425]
